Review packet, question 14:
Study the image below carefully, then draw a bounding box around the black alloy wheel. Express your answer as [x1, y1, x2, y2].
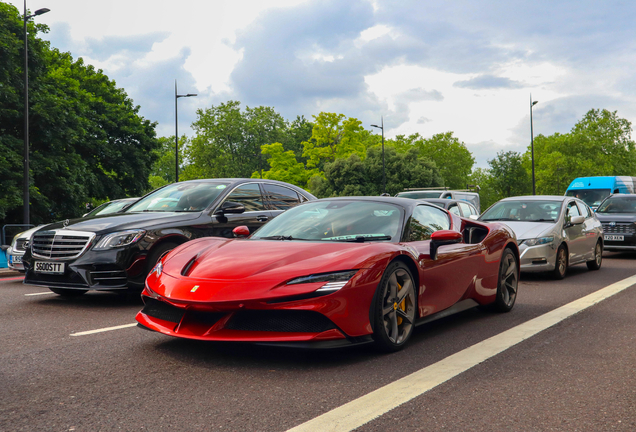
[552, 245, 568, 280]
[586, 240, 603, 271]
[492, 248, 518, 312]
[372, 261, 417, 352]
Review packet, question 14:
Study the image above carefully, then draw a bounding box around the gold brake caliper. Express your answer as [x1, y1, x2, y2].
[396, 282, 406, 325]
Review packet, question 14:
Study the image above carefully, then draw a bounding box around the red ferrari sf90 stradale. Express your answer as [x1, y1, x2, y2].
[136, 197, 519, 351]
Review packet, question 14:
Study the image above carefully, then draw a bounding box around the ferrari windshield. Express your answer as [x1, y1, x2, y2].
[481, 200, 562, 222]
[252, 200, 403, 242]
[597, 196, 636, 213]
[126, 182, 229, 212]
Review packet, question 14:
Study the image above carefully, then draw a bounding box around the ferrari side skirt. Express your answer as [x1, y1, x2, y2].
[414, 299, 480, 327]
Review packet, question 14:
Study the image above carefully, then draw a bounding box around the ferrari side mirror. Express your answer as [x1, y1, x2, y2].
[430, 230, 463, 260]
[232, 226, 250, 238]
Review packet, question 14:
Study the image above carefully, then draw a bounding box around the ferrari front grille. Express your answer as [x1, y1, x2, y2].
[225, 310, 336, 333]
[32, 230, 95, 260]
[141, 299, 185, 323]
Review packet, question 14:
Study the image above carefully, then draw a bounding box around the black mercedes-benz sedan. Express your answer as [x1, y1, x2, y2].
[595, 194, 636, 252]
[22, 179, 315, 296]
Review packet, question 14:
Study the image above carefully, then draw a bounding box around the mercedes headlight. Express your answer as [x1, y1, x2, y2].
[522, 236, 554, 246]
[287, 270, 358, 292]
[94, 230, 145, 250]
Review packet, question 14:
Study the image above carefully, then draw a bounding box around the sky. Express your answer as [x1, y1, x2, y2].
[8, 0, 636, 167]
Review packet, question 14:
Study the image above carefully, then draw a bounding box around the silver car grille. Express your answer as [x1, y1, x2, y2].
[31, 230, 95, 260]
[602, 223, 636, 234]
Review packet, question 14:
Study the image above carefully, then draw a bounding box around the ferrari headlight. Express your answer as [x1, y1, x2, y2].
[94, 230, 145, 250]
[150, 260, 163, 277]
[287, 270, 358, 292]
[522, 236, 554, 247]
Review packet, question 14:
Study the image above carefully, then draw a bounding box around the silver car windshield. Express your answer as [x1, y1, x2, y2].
[481, 200, 562, 222]
[126, 182, 229, 212]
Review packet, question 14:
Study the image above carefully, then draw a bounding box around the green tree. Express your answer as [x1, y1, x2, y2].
[310, 147, 442, 198]
[488, 151, 531, 198]
[528, 109, 636, 195]
[414, 132, 475, 189]
[186, 101, 287, 179]
[251, 142, 316, 187]
[0, 3, 159, 224]
[302, 112, 371, 169]
[468, 168, 499, 211]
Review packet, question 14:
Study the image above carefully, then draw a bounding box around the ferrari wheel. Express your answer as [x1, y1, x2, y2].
[586, 240, 602, 271]
[49, 287, 87, 297]
[552, 245, 568, 280]
[372, 261, 417, 352]
[492, 248, 518, 312]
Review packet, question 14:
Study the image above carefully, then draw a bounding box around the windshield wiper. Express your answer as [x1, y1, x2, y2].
[481, 218, 517, 221]
[259, 235, 294, 241]
[331, 235, 393, 242]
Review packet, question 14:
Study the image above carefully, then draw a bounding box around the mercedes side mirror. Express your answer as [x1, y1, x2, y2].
[232, 226, 250, 238]
[430, 230, 463, 260]
[215, 201, 246, 215]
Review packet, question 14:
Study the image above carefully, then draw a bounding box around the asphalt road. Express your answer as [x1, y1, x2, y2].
[1, 251, 635, 432]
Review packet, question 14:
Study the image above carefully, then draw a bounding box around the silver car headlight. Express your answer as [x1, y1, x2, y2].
[287, 270, 358, 292]
[94, 230, 145, 250]
[522, 236, 554, 246]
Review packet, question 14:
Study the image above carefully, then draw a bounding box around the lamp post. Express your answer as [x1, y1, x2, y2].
[23, 1, 50, 225]
[370, 117, 386, 194]
[530, 95, 538, 195]
[174, 80, 197, 182]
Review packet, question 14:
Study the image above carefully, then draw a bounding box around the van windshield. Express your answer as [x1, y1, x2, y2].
[565, 189, 610, 208]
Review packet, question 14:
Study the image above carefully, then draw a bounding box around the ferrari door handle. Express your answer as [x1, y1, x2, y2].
[256, 215, 269, 222]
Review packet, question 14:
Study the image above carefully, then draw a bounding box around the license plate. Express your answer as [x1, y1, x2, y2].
[10, 255, 22, 264]
[34, 261, 65, 274]
[604, 235, 624, 241]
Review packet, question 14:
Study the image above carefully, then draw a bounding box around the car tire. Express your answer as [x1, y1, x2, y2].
[492, 248, 518, 313]
[371, 261, 417, 352]
[49, 287, 87, 297]
[552, 245, 568, 280]
[586, 240, 603, 271]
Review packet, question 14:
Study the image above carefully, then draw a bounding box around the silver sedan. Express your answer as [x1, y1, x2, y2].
[479, 195, 603, 279]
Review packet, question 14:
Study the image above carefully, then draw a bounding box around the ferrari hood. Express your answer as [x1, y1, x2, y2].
[152, 238, 396, 304]
[163, 238, 389, 281]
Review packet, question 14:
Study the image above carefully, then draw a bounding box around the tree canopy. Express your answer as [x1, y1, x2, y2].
[0, 3, 159, 224]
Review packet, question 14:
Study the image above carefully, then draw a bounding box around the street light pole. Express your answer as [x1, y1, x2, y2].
[530, 94, 538, 195]
[23, 1, 50, 225]
[370, 117, 386, 194]
[174, 80, 197, 183]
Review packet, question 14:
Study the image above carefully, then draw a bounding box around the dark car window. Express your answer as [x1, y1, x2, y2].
[223, 183, 266, 212]
[409, 205, 450, 241]
[597, 196, 636, 213]
[263, 184, 301, 210]
[127, 182, 229, 212]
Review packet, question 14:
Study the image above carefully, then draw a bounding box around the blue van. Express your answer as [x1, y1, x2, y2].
[565, 176, 636, 209]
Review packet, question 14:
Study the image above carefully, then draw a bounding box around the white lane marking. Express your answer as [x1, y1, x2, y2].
[25, 291, 56, 296]
[70, 323, 137, 337]
[288, 274, 636, 432]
